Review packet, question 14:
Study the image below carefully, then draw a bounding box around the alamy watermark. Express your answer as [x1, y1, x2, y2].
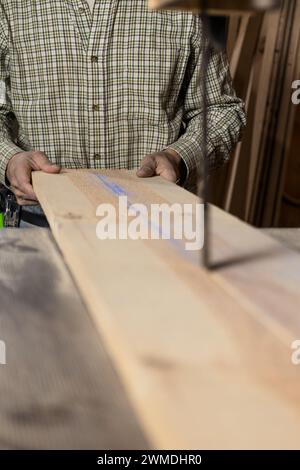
[291, 340, 300, 366]
[0, 340, 6, 365]
[95, 196, 204, 251]
[291, 80, 300, 105]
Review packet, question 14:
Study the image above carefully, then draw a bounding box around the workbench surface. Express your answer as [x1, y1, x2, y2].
[265, 228, 300, 253]
[0, 229, 146, 450]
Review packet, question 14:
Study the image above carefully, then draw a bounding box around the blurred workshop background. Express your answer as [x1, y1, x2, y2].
[210, 0, 300, 228]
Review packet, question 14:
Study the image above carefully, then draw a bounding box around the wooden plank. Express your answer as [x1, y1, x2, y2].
[224, 13, 263, 212]
[244, 9, 282, 221]
[229, 14, 261, 88]
[33, 169, 300, 450]
[0, 228, 146, 449]
[227, 15, 241, 61]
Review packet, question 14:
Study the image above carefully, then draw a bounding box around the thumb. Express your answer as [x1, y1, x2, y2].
[137, 155, 156, 178]
[32, 151, 61, 174]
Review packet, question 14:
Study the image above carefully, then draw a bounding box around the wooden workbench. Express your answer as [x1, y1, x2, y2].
[0, 229, 146, 449]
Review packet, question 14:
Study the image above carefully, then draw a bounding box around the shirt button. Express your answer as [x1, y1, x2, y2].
[94, 153, 101, 160]
[91, 55, 99, 63]
[93, 104, 100, 112]
[78, 7, 85, 14]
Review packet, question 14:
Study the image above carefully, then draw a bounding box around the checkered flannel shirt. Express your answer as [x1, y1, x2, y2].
[0, 0, 246, 189]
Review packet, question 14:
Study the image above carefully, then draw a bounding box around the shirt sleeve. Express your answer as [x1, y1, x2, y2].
[167, 16, 247, 190]
[0, 6, 23, 185]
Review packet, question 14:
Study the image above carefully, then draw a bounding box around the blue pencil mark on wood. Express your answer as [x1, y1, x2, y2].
[91, 173, 200, 265]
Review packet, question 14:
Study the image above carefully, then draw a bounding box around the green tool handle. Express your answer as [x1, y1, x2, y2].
[0, 212, 4, 229]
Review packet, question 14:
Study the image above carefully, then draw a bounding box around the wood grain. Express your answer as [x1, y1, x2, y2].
[0, 228, 146, 449]
[33, 169, 300, 449]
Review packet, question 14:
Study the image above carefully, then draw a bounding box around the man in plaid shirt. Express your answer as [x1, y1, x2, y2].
[0, 0, 245, 215]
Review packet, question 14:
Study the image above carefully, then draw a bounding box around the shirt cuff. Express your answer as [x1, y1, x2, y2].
[166, 138, 204, 187]
[0, 140, 23, 186]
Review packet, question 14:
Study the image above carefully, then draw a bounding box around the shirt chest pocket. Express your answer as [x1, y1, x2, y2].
[124, 36, 189, 124]
[9, 2, 80, 101]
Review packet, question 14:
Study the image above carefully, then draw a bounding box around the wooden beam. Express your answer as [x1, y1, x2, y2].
[33, 170, 300, 449]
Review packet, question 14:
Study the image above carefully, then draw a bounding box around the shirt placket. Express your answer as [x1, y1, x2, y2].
[86, 0, 119, 169]
[68, 0, 92, 51]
